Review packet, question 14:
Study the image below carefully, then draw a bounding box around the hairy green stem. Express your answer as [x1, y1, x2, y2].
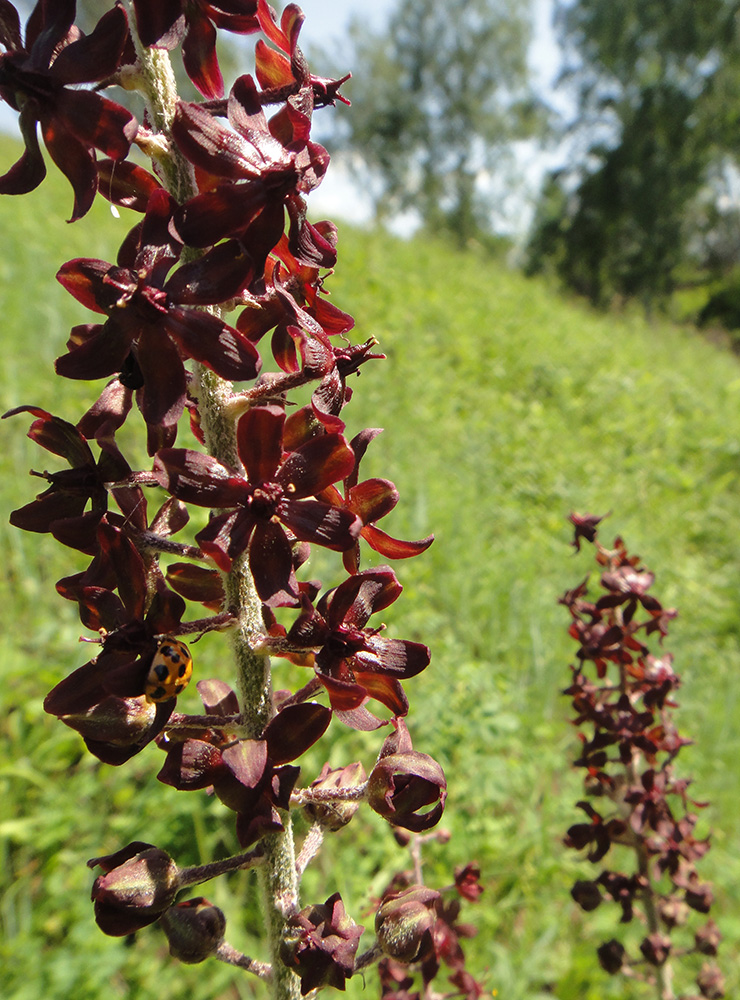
[124, 11, 301, 998]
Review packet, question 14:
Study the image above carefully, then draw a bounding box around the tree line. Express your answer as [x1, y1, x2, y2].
[323, 0, 740, 319]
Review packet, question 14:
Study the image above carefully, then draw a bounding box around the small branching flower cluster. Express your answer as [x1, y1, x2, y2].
[0, 3, 479, 998]
[561, 513, 724, 1000]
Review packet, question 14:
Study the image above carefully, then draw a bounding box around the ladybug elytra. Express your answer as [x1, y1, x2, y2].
[145, 637, 193, 702]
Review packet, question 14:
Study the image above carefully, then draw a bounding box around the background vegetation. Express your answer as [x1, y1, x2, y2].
[2, 136, 740, 998]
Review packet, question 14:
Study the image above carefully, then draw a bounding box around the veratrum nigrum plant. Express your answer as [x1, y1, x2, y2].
[561, 513, 724, 1000]
[0, 2, 484, 998]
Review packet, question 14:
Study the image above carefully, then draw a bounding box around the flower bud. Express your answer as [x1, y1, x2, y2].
[89, 843, 181, 936]
[596, 938, 625, 975]
[571, 880, 601, 912]
[304, 762, 367, 831]
[685, 881, 714, 914]
[374, 886, 440, 963]
[160, 897, 226, 963]
[695, 920, 722, 956]
[658, 897, 689, 928]
[368, 751, 446, 831]
[697, 962, 725, 999]
[639, 932, 671, 966]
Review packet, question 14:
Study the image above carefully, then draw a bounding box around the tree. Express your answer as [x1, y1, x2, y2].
[527, 0, 740, 308]
[326, 0, 539, 246]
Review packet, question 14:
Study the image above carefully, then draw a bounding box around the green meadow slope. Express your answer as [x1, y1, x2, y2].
[1, 143, 740, 999]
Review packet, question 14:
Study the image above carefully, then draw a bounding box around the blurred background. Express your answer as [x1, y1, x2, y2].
[2, 2, 740, 999]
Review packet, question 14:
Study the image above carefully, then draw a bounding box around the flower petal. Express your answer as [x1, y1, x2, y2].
[165, 306, 261, 381]
[249, 519, 299, 606]
[182, 8, 223, 99]
[154, 448, 247, 507]
[277, 434, 356, 499]
[236, 405, 284, 484]
[279, 499, 361, 552]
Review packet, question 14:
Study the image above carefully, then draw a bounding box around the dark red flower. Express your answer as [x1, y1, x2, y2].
[153, 404, 361, 604]
[2, 405, 132, 553]
[453, 864, 484, 903]
[280, 893, 364, 995]
[569, 511, 607, 552]
[271, 568, 430, 728]
[253, 1, 350, 109]
[158, 684, 329, 845]
[0, 1, 136, 219]
[170, 72, 329, 255]
[43, 519, 201, 762]
[55, 189, 261, 452]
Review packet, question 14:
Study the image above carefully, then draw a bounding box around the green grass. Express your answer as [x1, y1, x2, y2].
[2, 136, 740, 998]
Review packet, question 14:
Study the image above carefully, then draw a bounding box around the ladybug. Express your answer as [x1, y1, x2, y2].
[145, 637, 193, 703]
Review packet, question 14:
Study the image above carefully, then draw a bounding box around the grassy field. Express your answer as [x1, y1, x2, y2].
[2, 137, 740, 999]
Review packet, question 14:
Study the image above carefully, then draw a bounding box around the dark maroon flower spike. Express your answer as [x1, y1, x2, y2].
[2, 405, 134, 553]
[132, 0, 259, 99]
[55, 188, 262, 453]
[280, 893, 364, 995]
[317, 428, 434, 574]
[154, 403, 362, 605]
[270, 569, 430, 730]
[562, 515, 723, 997]
[0, 0, 137, 220]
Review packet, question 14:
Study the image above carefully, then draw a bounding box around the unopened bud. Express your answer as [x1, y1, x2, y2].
[161, 897, 226, 963]
[596, 939, 625, 975]
[659, 897, 689, 928]
[304, 762, 367, 831]
[368, 751, 446, 832]
[697, 962, 725, 999]
[374, 885, 439, 963]
[695, 920, 722, 956]
[60, 695, 156, 744]
[89, 843, 181, 936]
[571, 880, 601, 912]
[640, 932, 671, 966]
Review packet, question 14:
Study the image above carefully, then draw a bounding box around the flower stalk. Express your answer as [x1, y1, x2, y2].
[562, 513, 724, 999]
[1, 3, 471, 998]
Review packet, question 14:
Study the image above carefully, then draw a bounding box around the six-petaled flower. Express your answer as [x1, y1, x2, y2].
[153, 403, 362, 604]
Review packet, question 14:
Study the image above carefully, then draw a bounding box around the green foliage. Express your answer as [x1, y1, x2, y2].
[324, 0, 539, 245]
[528, 0, 740, 308]
[2, 149, 740, 996]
